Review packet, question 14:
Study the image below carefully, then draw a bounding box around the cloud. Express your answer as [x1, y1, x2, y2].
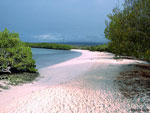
[33, 33, 63, 41]
[33, 33, 108, 43]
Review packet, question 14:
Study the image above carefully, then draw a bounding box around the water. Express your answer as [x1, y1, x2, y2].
[32, 48, 82, 69]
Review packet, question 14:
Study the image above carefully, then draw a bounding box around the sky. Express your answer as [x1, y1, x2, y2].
[0, 0, 124, 43]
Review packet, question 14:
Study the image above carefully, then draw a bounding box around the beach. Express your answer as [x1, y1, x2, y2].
[0, 49, 148, 113]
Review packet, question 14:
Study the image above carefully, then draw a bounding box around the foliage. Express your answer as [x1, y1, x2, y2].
[26, 42, 73, 50]
[87, 44, 109, 52]
[105, 0, 150, 61]
[0, 29, 37, 73]
[71, 45, 90, 50]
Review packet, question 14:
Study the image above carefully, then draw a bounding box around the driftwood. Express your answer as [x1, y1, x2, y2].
[2, 66, 11, 73]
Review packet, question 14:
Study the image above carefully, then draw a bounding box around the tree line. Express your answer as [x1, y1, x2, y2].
[105, 0, 150, 61]
[26, 42, 73, 50]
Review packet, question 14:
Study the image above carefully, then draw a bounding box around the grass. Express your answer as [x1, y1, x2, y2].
[0, 72, 39, 86]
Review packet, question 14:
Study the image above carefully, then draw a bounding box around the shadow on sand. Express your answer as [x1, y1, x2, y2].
[115, 64, 150, 105]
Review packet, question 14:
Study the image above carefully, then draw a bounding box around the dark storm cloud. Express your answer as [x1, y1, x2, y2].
[0, 0, 124, 42]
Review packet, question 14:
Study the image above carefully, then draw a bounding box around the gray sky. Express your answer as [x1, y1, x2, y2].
[0, 0, 124, 43]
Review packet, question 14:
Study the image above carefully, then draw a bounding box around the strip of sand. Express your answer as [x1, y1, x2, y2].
[0, 49, 147, 113]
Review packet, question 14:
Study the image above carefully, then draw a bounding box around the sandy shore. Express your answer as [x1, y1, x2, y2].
[0, 49, 147, 113]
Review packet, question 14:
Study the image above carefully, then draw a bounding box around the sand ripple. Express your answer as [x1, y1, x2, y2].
[0, 50, 149, 113]
[2, 81, 135, 113]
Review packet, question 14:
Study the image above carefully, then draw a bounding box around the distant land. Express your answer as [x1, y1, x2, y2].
[34, 42, 107, 46]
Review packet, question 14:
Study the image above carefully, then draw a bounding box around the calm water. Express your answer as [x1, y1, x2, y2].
[32, 48, 82, 69]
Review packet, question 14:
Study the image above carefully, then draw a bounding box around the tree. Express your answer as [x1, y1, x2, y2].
[105, 0, 150, 61]
[0, 29, 37, 73]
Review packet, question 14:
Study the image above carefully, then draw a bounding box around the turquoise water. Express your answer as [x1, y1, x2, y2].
[32, 48, 82, 69]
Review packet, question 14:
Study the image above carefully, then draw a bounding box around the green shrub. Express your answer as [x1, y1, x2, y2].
[0, 29, 37, 73]
[105, 0, 150, 61]
[88, 44, 109, 52]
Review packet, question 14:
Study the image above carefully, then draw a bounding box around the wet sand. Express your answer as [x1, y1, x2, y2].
[0, 50, 148, 113]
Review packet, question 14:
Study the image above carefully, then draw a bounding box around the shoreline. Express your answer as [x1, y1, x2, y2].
[32, 48, 82, 69]
[0, 49, 148, 113]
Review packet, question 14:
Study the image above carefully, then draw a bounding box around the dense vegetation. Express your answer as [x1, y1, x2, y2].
[26, 42, 73, 50]
[105, 0, 150, 61]
[27, 42, 110, 52]
[0, 29, 37, 73]
[87, 44, 109, 52]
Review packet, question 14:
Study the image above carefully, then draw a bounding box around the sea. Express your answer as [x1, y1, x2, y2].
[32, 48, 82, 69]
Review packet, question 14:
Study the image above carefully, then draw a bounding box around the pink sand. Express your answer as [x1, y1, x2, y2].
[0, 50, 146, 113]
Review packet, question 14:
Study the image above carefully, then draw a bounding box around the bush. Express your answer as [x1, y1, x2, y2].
[0, 29, 37, 73]
[88, 44, 109, 52]
[105, 0, 150, 61]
